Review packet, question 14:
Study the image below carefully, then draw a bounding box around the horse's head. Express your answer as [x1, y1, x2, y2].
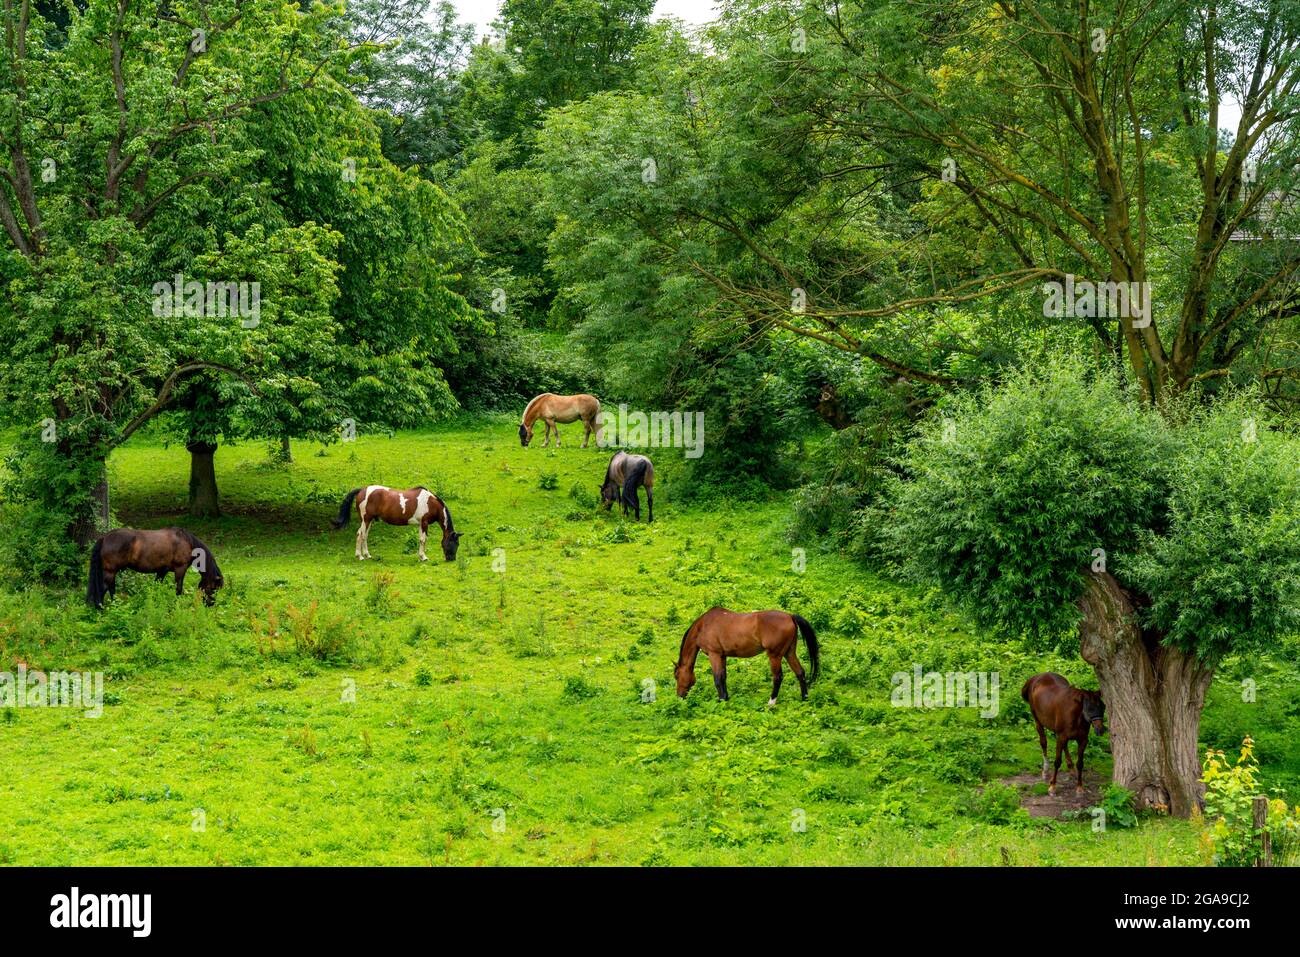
[673, 658, 695, 698]
[442, 531, 462, 562]
[599, 478, 618, 509]
[200, 551, 225, 606]
[519, 423, 532, 447]
[1081, 692, 1106, 735]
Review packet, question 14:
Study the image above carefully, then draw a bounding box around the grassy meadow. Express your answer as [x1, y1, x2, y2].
[1, 417, 1296, 865]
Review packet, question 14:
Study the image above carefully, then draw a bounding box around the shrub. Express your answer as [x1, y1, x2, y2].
[1201, 736, 1300, 866]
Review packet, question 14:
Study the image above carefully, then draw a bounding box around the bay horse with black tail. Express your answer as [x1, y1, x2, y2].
[600, 451, 653, 522]
[332, 485, 460, 562]
[519, 393, 602, 448]
[87, 527, 225, 609]
[1022, 672, 1106, 795]
[675, 607, 820, 704]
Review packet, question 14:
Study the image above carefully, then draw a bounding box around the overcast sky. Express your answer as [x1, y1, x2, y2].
[451, 0, 720, 38]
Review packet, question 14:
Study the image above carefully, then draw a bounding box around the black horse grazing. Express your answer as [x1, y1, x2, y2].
[600, 451, 654, 522]
[87, 527, 225, 608]
[1022, 672, 1106, 795]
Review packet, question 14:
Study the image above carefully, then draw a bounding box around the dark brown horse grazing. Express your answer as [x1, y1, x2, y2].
[87, 527, 225, 609]
[600, 451, 654, 522]
[1022, 672, 1107, 795]
[519, 393, 602, 448]
[675, 607, 820, 704]
[332, 485, 461, 562]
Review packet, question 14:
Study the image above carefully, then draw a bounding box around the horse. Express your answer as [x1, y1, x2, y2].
[600, 451, 654, 522]
[1021, 672, 1107, 795]
[519, 393, 602, 448]
[87, 527, 225, 609]
[332, 485, 461, 562]
[674, 607, 820, 704]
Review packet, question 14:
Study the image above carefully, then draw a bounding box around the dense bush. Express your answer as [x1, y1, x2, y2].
[876, 358, 1175, 642]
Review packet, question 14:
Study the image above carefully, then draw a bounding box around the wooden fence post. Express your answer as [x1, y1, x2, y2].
[1253, 795, 1271, 867]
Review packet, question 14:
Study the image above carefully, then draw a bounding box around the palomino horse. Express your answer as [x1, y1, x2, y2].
[332, 485, 461, 562]
[1022, 672, 1106, 795]
[675, 607, 820, 704]
[600, 451, 654, 522]
[87, 527, 225, 608]
[519, 393, 602, 448]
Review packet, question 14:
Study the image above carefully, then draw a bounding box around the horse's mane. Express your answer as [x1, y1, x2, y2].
[521, 394, 546, 424]
[601, 453, 620, 487]
[178, 528, 221, 586]
[677, 620, 696, 662]
[440, 499, 454, 532]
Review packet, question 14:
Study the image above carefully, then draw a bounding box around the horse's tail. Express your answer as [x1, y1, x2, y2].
[622, 457, 649, 512]
[332, 489, 361, 529]
[791, 613, 820, 683]
[86, 540, 105, 609]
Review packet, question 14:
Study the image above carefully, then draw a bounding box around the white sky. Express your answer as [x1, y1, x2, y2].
[452, 0, 720, 39]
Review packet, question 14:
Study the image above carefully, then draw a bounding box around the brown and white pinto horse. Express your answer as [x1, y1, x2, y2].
[1022, 672, 1107, 795]
[519, 393, 602, 448]
[332, 485, 461, 562]
[674, 607, 820, 704]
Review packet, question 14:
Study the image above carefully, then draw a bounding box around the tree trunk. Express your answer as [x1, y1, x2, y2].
[280, 434, 293, 463]
[69, 466, 111, 545]
[1078, 570, 1214, 817]
[187, 441, 221, 518]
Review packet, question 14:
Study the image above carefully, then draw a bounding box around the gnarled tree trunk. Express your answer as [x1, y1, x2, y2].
[187, 441, 221, 518]
[1078, 570, 1214, 817]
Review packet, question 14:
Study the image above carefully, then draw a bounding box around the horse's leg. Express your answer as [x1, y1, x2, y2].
[1075, 737, 1088, 793]
[550, 419, 560, 447]
[173, 566, 186, 596]
[581, 417, 591, 448]
[767, 653, 784, 706]
[362, 518, 374, 560]
[646, 487, 653, 523]
[154, 570, 167, 582]
[105, 570, 118, 600]
[707, 652, 728, 701]
[1049, 737, 1064, 795]
[1035, 720, 1049, 780]
[355, 517, 367, 560]
[417, 519, 429, 562]
[784, 648, 808, 700]
[1064, 741, 1076, 771]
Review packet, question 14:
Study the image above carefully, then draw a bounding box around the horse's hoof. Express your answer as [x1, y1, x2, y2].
[767, 698, 777, 707]
[1075, 786, 1086, 795]
[1048, 786, 1056, 796]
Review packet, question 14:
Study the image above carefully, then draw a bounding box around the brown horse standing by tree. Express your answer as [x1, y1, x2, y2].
[519, 393, 602, 448]
[600, 451, 654, 521]
[332, 485, 461, 562]
[675, 607, 820, 704]
[87, 527, 225, 608]
[1022, 672, 1107, 795]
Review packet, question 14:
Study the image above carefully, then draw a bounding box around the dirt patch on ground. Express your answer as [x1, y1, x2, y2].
[1001, 768, 1108, 818]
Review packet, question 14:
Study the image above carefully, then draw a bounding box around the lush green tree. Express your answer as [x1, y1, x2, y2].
[880, 359, 1300, 816]
[346, 0, 476, 168]
[0, 0, 473, 569]
[539, 0, 1300, 406]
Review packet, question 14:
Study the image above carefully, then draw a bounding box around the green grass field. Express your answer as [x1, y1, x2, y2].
[1, 417, 1296, 865]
